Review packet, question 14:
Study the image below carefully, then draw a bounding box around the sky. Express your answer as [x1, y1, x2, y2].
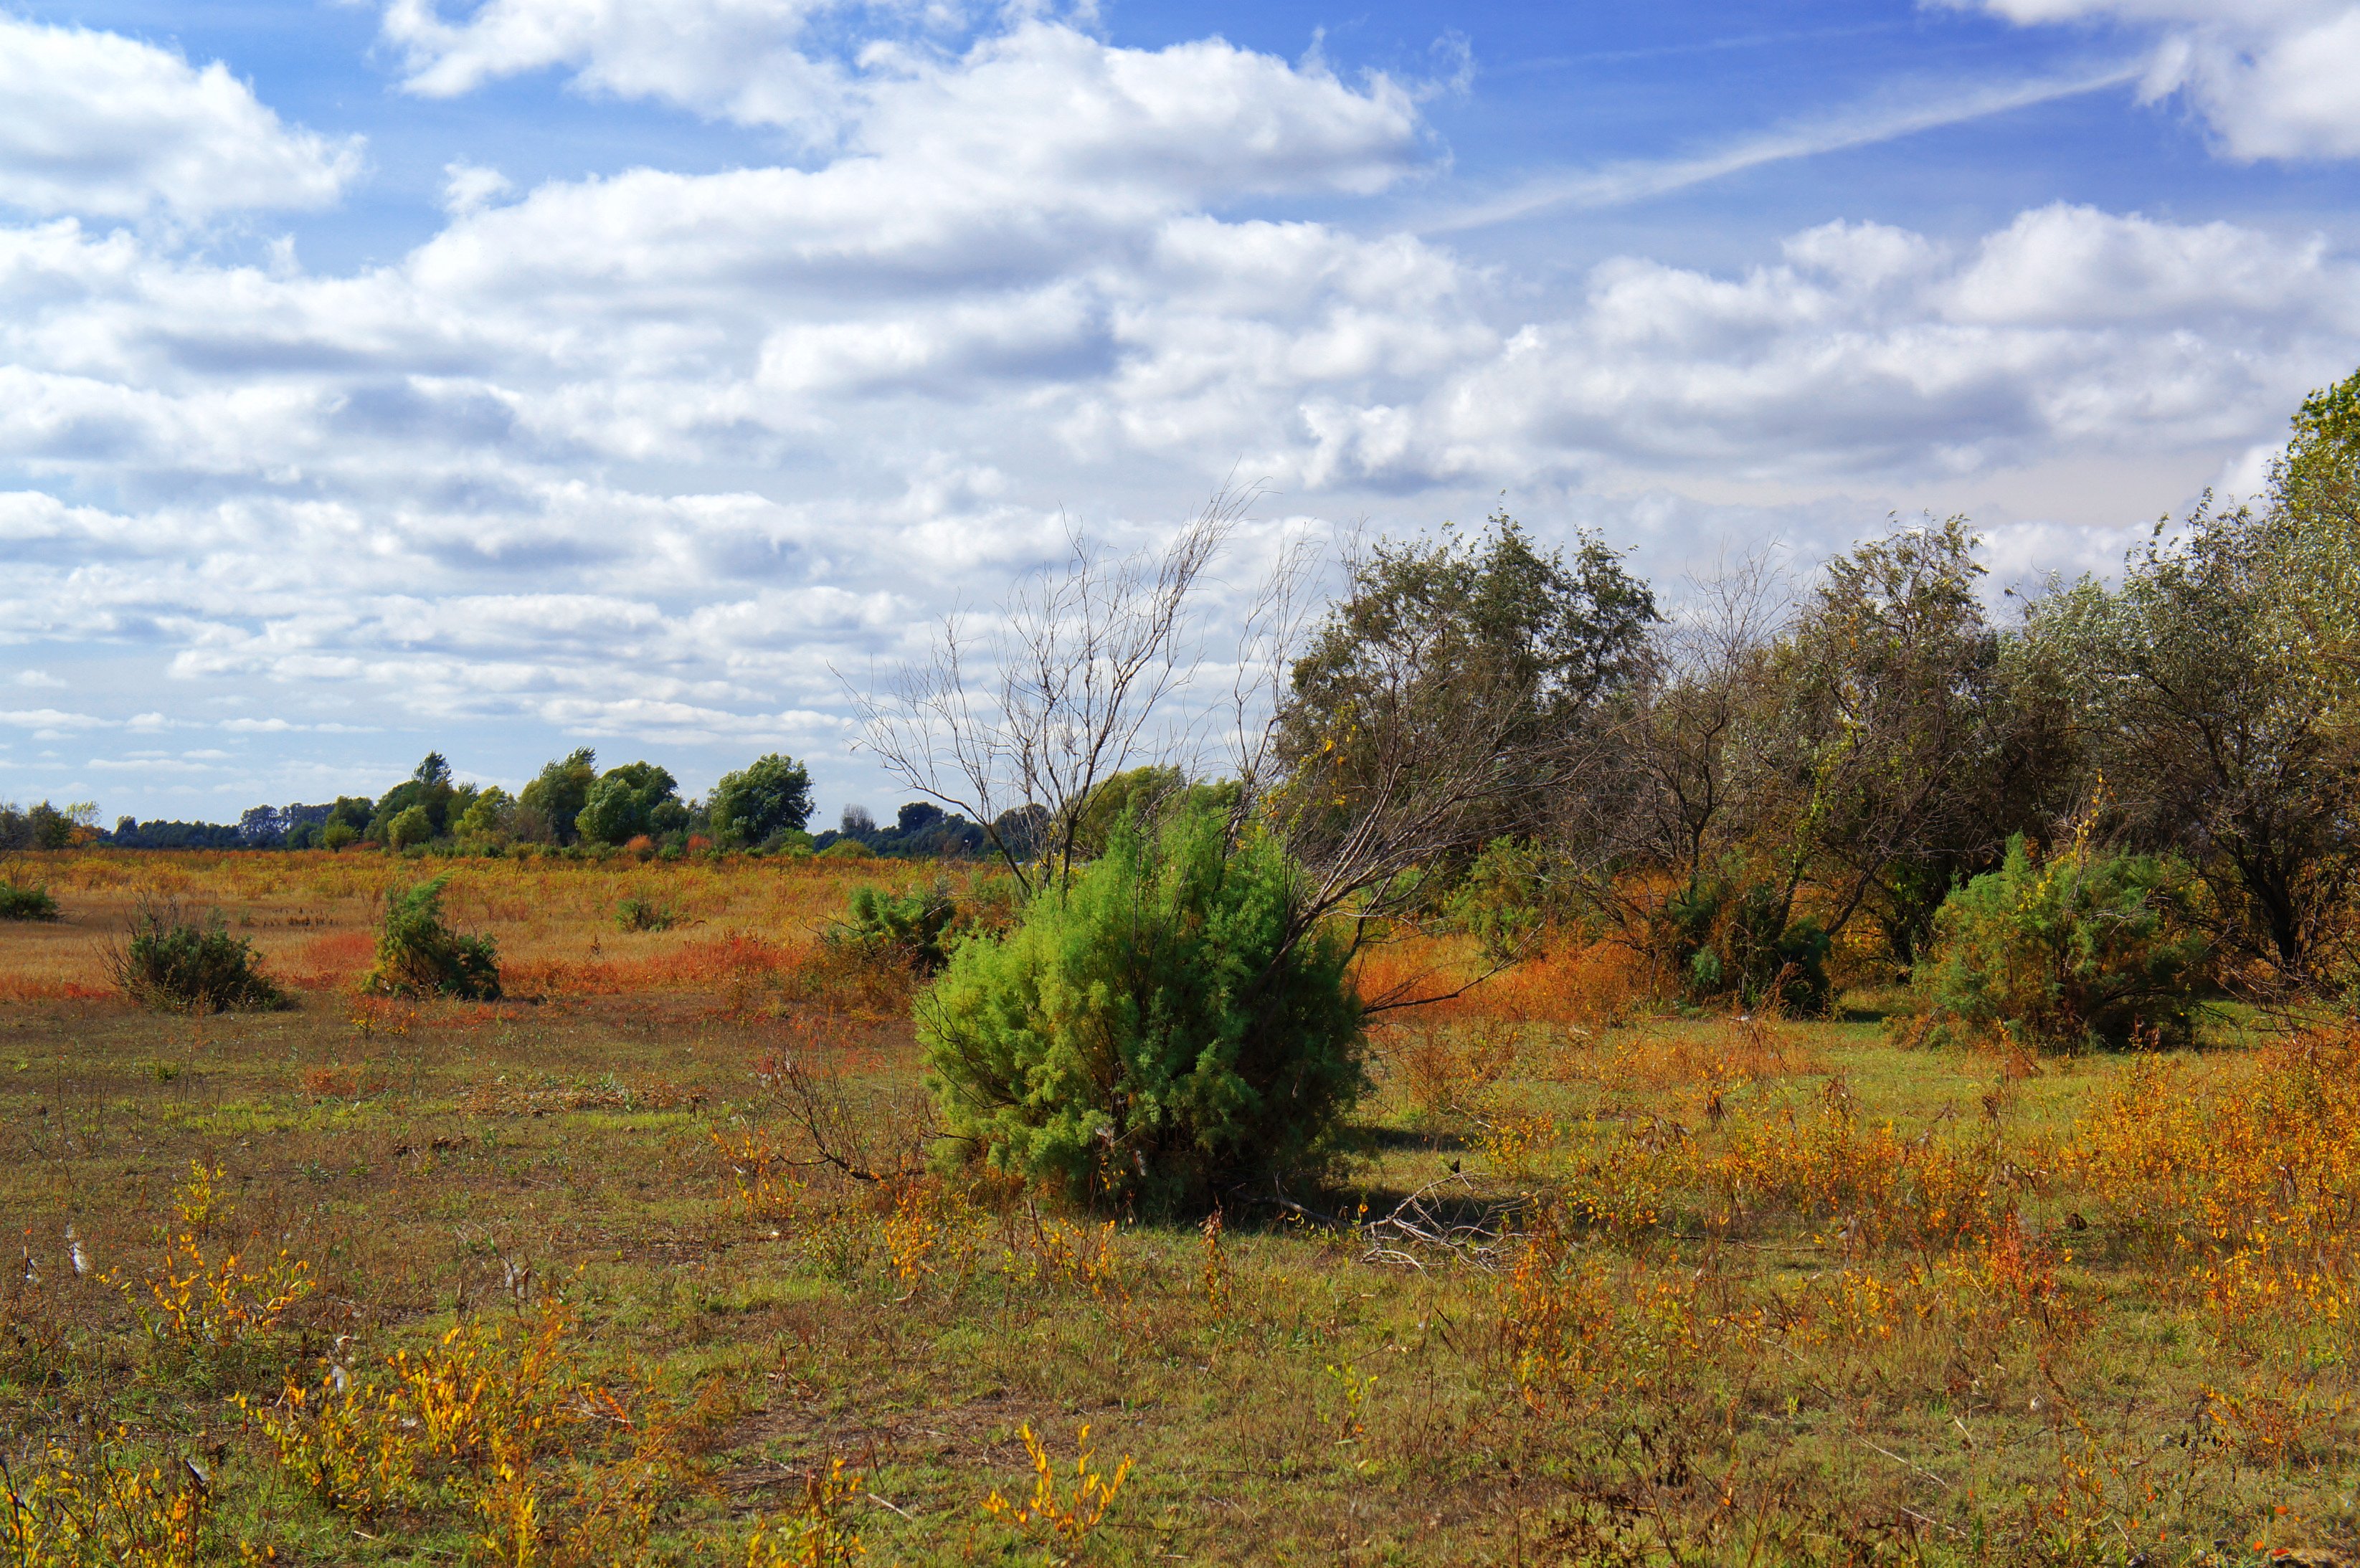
[3, 0, 2359, 825]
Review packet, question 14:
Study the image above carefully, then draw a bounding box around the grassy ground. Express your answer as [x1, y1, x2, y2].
[0, 849, 2354, 1565]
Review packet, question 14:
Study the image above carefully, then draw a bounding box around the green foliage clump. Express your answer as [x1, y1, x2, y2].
[361, 875, 501, 1000]
[318, 821, 359, 852]
[384, 804, 435, 851]
[1906, 832, 2203, 1053]
[0, 880, 58, 921]
[454, 786, 515, 847]
[919, 802, 1367, 1214]
[108, 904, 288, 1014]
[1449, 836, 1567, 966]
[818, 838, 873, 860]
[1661, 875, 1831, 1015]
[614, 895, 679, 933]
[833, 883, 959, 974]
[518, 747, 598, 843]
[367, 753, 458, 845]
[708, 754, 813, 847]
[573, 761, 686, 847]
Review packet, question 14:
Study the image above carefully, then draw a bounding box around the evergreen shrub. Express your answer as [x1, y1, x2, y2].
[919, 802, 1367, 1213]
[1907, 832, 2202, 1052]
[361, 875, 501, 1000]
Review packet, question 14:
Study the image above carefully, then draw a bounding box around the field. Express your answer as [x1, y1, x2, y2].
[1, 849, 2355, 1566]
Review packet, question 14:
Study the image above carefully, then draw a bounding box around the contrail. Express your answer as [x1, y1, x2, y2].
[1422, 63, 2144, 233]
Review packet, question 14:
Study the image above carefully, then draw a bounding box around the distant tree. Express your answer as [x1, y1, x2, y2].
[455, 787, 515, 845]
[238, 805, 285, 846]
[574, 761, 684, 845]
[517, 748, 597, 844]
[707, 754, 814, 847]
[386, 805, 435, 851]
[26, 802, 74, 851]
[367, 753, 461, 842]
[840, 804, 877, 839]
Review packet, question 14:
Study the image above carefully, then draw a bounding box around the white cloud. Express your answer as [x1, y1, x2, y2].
[4, 7, 2359, 817]
[0, 15, 362, 220]
[441, 161, 513, 217]
[11, 670, 66, 688]
[1961, 0, 2360, 160]
[383, 0, 884, 133]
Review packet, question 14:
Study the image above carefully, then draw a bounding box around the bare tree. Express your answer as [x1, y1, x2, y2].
[844, 488, 1250, 895]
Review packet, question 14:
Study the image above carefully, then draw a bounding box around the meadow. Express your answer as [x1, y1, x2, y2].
[1, 848, 2354, 1566]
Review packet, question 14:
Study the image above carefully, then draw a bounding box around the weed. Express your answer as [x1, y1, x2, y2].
[744, 1457, 866, 1567]
[982, 1424, 1130, 1561]
[0, 1431, 213, 1568]
[107, 1162, 313, 1361]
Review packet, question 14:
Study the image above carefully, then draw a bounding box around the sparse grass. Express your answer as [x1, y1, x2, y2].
[0, 847, 2354, 1564]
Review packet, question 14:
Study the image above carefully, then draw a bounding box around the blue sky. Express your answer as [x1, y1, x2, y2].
[4, 0, 2358, 824]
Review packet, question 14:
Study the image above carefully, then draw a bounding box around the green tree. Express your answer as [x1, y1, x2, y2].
[517, 748, 597, 844]
[2030, 499, 2357, 986]
[574, 761, 684, 846]
[454, 786, 515, 845]
[385, 804, 434, 851]
[367, 753, 459, 843]
[919, 800, 1368, 1214]
[1279, 514, 1658, 860]
[706, 754, 814, 847]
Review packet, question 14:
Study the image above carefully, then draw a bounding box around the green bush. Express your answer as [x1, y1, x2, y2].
[615, 895, 679, 933]
[1449, 837, 1564, 966]
[818, 838, 873, 860]
[1660, 875, 1831, 1015]
[1906, 833, 2203, 1053]
[0, 880, 58, 921]
[318, 821, 359, 851]
[832, 883, 959, 973]
[361, 875, 501, 1000]
[108, 904, 288, 1014]
[919, 802, 1368, 1214]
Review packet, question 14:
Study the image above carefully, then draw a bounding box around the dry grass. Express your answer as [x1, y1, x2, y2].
[0, 849, 2355, 1564]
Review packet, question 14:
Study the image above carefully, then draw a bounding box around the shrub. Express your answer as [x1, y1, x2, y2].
[318, 821, 359, 851]
[0, 879, 58, 921]
[108, 902, 289, 1014]
[615, 894, 679, 933]
[1661, 875, 1831, 1015]
[1905, 832, 2203, 1052]
[819, 838, 873, 860]
[830, 883, 960, 973]
[919, 802, 1368, 1213]
[361, 875, 501, 1000]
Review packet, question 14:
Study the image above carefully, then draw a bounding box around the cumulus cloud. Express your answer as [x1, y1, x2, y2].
[382, 0, 883, 132]
[4, 6, 2358, 814]
[0, 15, 361, 220]
[1962, 0, 2360, 159]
